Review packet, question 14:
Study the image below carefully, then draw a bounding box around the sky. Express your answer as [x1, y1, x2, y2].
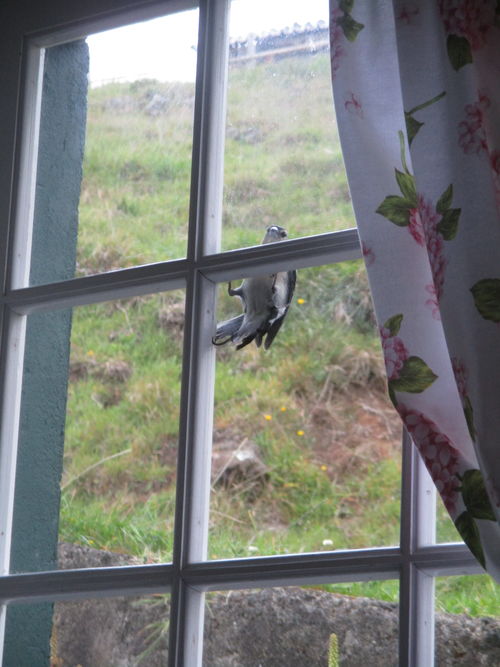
[87, 0, 328, 85]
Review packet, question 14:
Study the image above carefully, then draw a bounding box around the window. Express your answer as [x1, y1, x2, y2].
[0, 1, 486, 666]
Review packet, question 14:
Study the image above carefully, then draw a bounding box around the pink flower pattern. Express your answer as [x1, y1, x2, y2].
[345, 92, 363, 117]
[458, 92, 490, 156]
[362, 241, 375, 266]
[408, 195, 447, 314]
[380, 327, 409, 380]
[451, 357, 468, 402]
[438, 0, 496, 50]
[399, 404, 462, 515]
[397, 4, 420, 24]
[458, 92, 500, 210]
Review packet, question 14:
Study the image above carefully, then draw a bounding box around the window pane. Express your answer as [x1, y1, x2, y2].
[436, 485, 462, 543]
[221, 0, 352, 252]
[203, 583, 399, 666]
[435, 574, 500, 617]
[210, 260, 401, 558]
[11, 292, 183, 573]
[4, 590, 170, 666]
[29, 10, 198, 286]
[434, 575, 500, 665]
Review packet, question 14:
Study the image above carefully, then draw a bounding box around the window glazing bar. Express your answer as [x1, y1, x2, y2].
[3, 260, 187, 314]
[0, 540, 478, 606]
[0, 563, 173, 605]
[399, 430, 437, 667]
[3, 229, 361, 315]
[182, 544, 478, 592]
[201, 228, 361, 282]
[168, 1, 230, 665]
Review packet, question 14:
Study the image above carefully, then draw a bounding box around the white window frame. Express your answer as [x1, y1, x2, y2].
[0, 1, 482, 665]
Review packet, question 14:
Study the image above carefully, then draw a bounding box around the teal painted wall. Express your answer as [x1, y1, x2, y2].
[3, 40, 88, 666]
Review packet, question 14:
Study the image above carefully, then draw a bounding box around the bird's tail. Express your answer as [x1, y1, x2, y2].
[232, 317, 264, 350]
[212, 314, 244, 346]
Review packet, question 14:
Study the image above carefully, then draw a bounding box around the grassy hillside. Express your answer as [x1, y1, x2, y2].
[60, 54, 498, 617]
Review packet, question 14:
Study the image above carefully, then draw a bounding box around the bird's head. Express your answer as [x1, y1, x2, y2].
[262, 225, 288, 244]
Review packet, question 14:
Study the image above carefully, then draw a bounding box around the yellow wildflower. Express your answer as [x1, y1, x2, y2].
[297, 298, 305, 305]
[297, 429, 305, 436]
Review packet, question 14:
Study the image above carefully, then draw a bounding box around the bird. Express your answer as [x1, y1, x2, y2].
[212, 225, 296, 350]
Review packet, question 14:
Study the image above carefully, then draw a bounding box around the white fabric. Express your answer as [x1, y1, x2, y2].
[330, 0, 500, 580]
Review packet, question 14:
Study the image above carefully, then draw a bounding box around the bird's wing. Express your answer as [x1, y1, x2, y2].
[263, 269, 296, 349]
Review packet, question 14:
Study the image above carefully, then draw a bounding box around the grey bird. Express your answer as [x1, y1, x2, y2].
[212, 225, 296, 350]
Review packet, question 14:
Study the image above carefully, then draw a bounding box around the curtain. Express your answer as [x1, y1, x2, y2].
[329, 0, 500, 581]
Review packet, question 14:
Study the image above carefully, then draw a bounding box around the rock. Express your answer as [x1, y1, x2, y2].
[53, 545, 500, 666]
[212, 437, 269, 499]
[203, 588, 399, 667]
[158, 301, 184, 336]
[144, 93, 168, 116]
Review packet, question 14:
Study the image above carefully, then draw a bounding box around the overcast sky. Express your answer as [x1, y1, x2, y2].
[87, 0, 328, 85]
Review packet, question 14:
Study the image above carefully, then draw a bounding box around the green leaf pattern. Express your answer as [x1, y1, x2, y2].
[438, 4, 500, 70]
[454, 468, 499, 569]
[381, 315, 438, 404]
[376, 130, 461, 315]
[405, 91, 446, 145]
[471, 279, 500, 322]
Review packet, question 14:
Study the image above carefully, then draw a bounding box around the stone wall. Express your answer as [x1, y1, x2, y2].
[52, 544, 500, 666]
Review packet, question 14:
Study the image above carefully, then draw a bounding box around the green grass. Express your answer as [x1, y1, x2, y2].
[57, 54, 499, 620]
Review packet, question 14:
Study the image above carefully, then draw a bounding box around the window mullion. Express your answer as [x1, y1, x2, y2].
[169, 1, 230, 665]
[399, 429, 436, 666]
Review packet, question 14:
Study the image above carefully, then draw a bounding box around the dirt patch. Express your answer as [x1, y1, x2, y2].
[157, 300, 184, 336]
[301, 388, 401, 479]
[69, 358, 132, 383]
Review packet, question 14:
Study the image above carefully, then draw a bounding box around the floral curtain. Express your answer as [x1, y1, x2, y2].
[329, 0, 500, 581]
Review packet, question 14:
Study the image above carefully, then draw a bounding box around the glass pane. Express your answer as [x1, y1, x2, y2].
[4, 593, 170, 666]
[210, 260, 402, 559]
[11, 292, 183, 573]
[222, 0, 352, 252]
[203, 582, 399, 666]
[436, 485, 462, 543]
[435, 575, 500, 665]
[30, 10, 198, 286]
[435, 574, 500, 617]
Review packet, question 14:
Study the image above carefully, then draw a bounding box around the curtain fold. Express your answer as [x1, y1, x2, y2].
[329, 0, 500, 580]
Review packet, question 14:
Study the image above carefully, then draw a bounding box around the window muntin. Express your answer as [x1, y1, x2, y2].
[0, 1, 491, 666]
